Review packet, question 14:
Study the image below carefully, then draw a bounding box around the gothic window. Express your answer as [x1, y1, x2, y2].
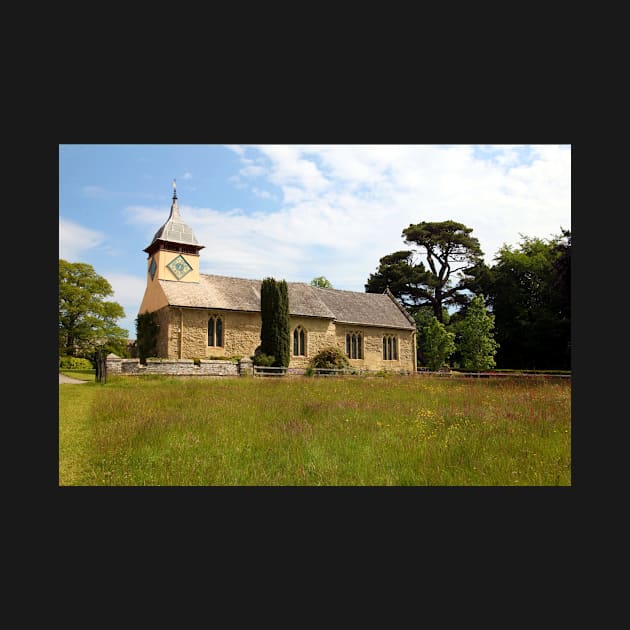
[383, 334, 398, 360]
[208, 316, 224, 347]
[216, 317, 223, 347]
[293, 326, 306, 356]
[345, 332, 363, 359]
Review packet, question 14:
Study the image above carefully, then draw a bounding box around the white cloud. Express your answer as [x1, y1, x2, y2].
[124, 144, 570, 300]
[252, 187, 275, 200]
[224, 144, 245, 156]
[256, 145, 330, 194]
[106, 272, 147, 307]
[239, 165, 266, 177]
[59, 218, 105, 261]
[182, 172, 193, 180]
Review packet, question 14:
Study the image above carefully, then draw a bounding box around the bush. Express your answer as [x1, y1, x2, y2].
[253, 353, 276, 367]
[59, 356, 94, 370]
[308, 346, 350, 373]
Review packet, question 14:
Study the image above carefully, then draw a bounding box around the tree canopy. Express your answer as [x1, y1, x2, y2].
[59, 259, 128, 357]
[482, 231, 570, 369]
[310, 276, 333, 288]
[454, 294, 498, 371]
[366, 220, 483, 322]
[418, 316, 456, 371]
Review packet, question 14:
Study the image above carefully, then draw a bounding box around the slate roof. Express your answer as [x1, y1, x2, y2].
[158, 274, 415, 330]
[144, 192, 201, 251]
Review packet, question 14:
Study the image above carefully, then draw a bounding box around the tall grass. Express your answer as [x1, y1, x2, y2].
[59, 375, 571, 486]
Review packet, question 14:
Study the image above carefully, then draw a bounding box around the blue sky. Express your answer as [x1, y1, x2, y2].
[59, 144, 571, 338]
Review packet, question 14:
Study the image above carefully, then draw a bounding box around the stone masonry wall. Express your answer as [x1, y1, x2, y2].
[150, 306, 415, 373]
[163, 308, 261, 360]
[113, 357, 242, 376]
[334, 325, 415, 372]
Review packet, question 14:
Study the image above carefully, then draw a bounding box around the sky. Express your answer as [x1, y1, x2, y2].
[59, 144, 571, 339]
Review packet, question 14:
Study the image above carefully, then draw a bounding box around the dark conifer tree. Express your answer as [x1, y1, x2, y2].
[259, 277, 291, 368]
[275, 280, 291, 368]
[260, 277, 276, 359]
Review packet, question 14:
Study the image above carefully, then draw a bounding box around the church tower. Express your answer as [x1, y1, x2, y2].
[139, 180, 204, 314]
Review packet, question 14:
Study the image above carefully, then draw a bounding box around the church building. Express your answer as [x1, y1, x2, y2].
[138, 183, 417, 372]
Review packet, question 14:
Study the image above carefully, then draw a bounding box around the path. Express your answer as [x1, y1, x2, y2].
[59, 374, 88, 384]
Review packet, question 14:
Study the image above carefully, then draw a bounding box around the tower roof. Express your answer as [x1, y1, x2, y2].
[144, 180, 203, 252]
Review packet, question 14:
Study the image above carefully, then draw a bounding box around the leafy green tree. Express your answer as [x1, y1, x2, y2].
[487, 231, 570, 369]
[455, 294, 498, 371]
[259, 277, 291, 368]
[310, 276, 333, 288]
[366, 220, 484, 322]
[418, 316, 456, 370]
[550, 228, 571, 364]
[59, 259, 127, 357]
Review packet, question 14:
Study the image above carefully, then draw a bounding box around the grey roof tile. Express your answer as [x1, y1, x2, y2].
[147, 196, 200, 248]
[158, 274, 415, 330]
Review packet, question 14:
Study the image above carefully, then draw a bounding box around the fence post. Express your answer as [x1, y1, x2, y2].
[95, 348, 107, 384]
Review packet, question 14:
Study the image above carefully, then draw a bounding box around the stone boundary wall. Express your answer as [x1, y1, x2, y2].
[106, 355, 253, 377]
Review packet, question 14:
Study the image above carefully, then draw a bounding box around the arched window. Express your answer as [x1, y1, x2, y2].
[346, 331, 363, 359]
[208, 315, 224, 347]
[216, 317, 223, 347]
[208, 318, 214, 347]
[293, 326, 306, 356]
[383, 334, 398, 360]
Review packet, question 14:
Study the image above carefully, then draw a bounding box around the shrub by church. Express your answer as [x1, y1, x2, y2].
[138, 184, 417, 372]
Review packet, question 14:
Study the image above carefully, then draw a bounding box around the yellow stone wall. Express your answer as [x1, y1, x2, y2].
[152, 249, 201, 283]
[138, 274, 168, 315]
[334, 324, 415, 371]
[151, 307, 415, 371]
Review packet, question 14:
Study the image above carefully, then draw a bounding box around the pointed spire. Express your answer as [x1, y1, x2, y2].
[143, 181, 204, 252]
[169, 179, 181, 220]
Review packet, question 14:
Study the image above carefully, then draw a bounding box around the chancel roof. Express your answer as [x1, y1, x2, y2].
[158, 274, 416, 330]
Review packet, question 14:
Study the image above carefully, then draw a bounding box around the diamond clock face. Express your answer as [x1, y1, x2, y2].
[149, 257, 157, 280]
[167, 254, 193, 280]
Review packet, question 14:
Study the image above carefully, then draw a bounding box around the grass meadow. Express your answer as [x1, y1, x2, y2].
[58, 374, 571, 486]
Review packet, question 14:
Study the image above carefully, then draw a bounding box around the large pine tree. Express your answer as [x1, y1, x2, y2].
[365, 220, 483, 322]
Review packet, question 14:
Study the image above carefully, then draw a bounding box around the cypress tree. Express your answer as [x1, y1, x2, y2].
[259, 277, 291, 368]
[275, 280, 290, 368]
[259, 277, 276, 359]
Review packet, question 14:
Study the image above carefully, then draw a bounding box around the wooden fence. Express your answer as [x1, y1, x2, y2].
[252, 366, 570, 379]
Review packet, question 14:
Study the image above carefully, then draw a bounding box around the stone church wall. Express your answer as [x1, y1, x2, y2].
[334, 325, 415, 372]
[151, 306, 415, 373]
